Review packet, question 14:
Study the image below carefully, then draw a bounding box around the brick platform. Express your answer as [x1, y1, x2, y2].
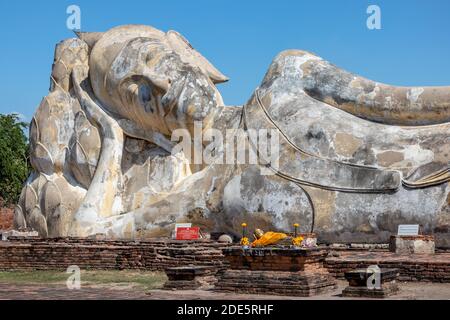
[0, 237, 229, 271]
[215, 247, 337, 297]
[216, 269, 337, 296]
[1, 238, 449, 284]
[325, 251, 450, 283]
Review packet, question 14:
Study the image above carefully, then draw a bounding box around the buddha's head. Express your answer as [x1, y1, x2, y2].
[79, 25, 228, 138]
[253, 228, 265, 239]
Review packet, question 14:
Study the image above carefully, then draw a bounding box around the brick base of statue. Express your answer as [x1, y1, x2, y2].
[341, 268, 400, 298]
[214, 247, 337, 297]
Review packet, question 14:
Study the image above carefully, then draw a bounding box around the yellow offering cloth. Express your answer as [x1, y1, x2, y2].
[251, 232, 288, 247]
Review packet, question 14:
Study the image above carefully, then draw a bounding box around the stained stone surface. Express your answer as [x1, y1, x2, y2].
[389, 235, 436, 254]
[15, 25, 449, 245]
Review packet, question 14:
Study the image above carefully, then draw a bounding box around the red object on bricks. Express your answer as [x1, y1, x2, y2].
[176, 227, 200, 240]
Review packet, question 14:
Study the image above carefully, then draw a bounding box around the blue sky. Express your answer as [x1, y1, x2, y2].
[1, 0, 450, 122]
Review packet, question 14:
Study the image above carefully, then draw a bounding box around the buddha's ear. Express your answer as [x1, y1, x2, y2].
[167, 30, 229, 84]
[74, 31, 104, 49]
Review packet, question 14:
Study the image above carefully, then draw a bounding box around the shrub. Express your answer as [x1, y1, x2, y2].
[0, 114, 30, 205]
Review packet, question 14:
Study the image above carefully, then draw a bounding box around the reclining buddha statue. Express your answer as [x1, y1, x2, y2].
[15, 25, 449, 246]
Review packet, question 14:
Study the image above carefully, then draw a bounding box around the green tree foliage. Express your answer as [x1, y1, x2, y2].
[0, 114, 30, 205]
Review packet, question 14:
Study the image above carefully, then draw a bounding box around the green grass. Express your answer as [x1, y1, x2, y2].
[0, 270, 167, 290]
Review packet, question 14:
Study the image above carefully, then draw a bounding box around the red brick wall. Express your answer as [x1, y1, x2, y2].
[0, 198, 14, 231]
[0, 238, 229, 271]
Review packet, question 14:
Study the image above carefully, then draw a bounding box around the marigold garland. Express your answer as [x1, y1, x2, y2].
[292, 236, 304, 247]
[240, 237, 250, 246]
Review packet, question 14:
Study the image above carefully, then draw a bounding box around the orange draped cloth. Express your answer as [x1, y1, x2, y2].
[251, 232, 288, 247]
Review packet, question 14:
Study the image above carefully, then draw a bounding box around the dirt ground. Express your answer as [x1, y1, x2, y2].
[149, 280, 450, 300]
[0, 271, 448, 300]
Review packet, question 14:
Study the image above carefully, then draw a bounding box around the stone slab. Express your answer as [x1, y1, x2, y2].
[342, 268, 400, 298]
[344, 268, 399, 287]
[164, 266, 218, 290]
[389, 235, 435, 254]
[1, 230, 39, 241]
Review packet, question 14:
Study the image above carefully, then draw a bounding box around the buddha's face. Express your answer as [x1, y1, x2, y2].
[89, 27, 227, 139]
[254, 229, 265, 239]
